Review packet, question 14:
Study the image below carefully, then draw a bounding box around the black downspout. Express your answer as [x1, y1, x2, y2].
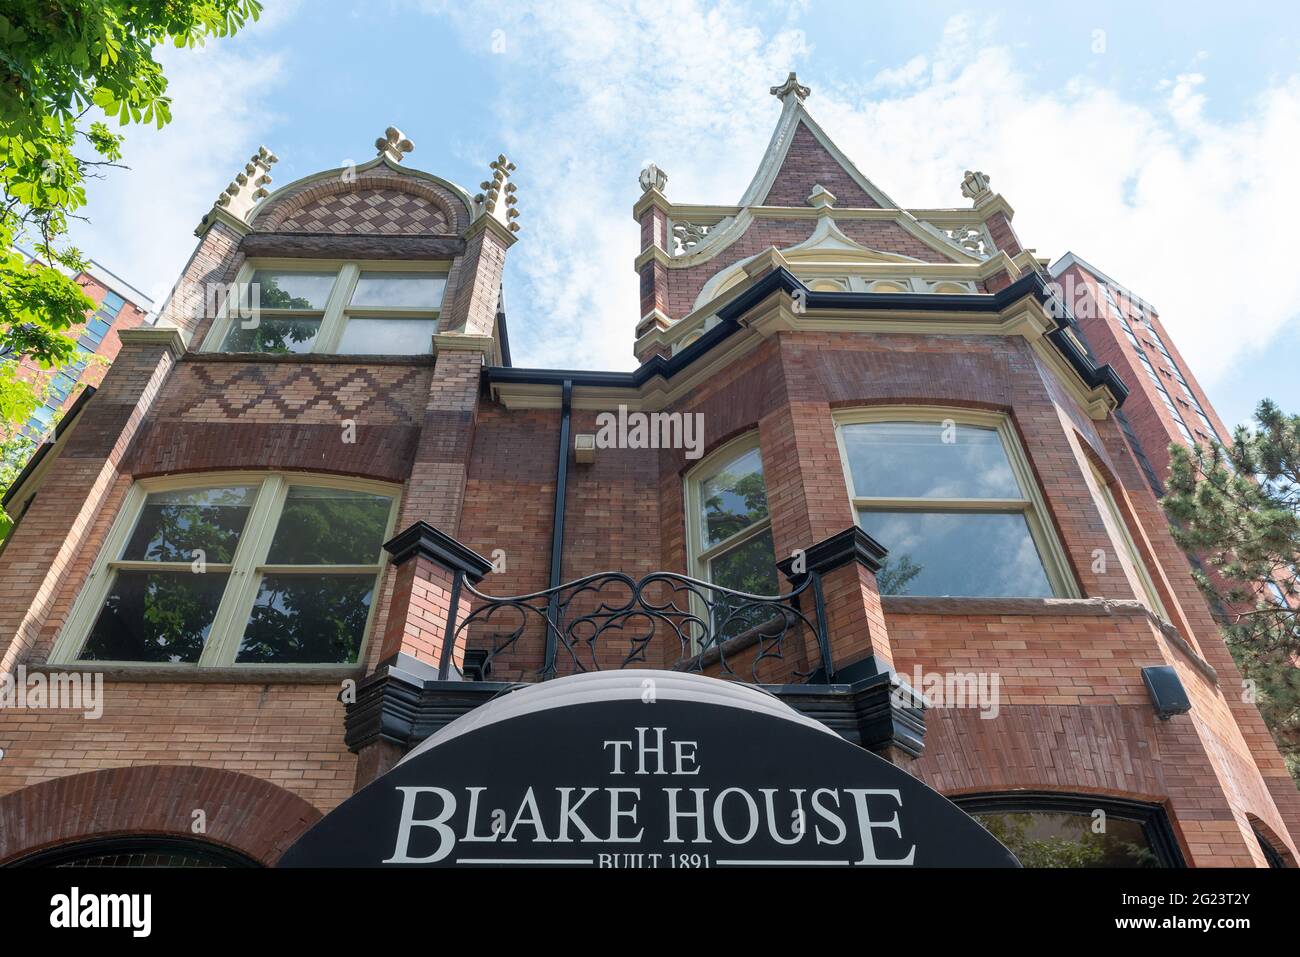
[543, 379, 573, 677]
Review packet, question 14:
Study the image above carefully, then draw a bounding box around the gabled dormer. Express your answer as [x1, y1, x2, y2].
[632, 73, 1038, 362]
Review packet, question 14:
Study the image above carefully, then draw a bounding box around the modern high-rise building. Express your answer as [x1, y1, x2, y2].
[0, 79, 1295, 869]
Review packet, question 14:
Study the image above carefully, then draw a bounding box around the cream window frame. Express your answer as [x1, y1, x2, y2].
[1086, 460, 1168, 620]
[200, 259, 450, 356]
[683, 432, 775, 589]
[50, 472, 400, 669]
[832, 406, 1078, 598]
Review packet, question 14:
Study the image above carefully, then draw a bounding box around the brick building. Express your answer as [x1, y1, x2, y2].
[0, 80, 1295, 868]
[2, 255, 153, 527]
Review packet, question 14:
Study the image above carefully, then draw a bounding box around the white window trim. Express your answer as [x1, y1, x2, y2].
[200, 258, 450, 355]
[50, 471, 401, 669]
[1086, 460, 1168, 620]
[832, 406, 1079, 598]
[683, 432, 774, 589]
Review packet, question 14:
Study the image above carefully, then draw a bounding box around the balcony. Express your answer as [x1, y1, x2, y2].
[343, 522, 924, 762]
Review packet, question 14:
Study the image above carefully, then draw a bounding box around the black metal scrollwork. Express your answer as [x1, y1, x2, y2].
[449, 570, 830, 684]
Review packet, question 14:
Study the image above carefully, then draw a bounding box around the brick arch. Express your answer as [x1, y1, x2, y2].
[254, 171, 468, 235]
[0, 765, 322, 866]
[1247, 813, 1298, 866]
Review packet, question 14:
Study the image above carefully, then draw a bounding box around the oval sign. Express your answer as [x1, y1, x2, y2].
[280, 671, 1018, 867]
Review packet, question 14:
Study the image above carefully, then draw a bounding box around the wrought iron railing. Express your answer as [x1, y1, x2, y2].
[434, 569, 831, 684]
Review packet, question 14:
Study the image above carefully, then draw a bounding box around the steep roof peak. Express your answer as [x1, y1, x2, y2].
[738, 72, 899, 210]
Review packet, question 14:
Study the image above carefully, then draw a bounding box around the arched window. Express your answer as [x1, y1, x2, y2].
[51, 473, 399, 667]
[11, 836, 259, 868]
[954, 792, 1185, 868]
[833, 407, 1075, 597]
[685, 434, 779, 601]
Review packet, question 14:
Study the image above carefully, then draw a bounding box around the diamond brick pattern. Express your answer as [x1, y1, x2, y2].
[278, 188, 448, 235]
[173, 363, 427, 422]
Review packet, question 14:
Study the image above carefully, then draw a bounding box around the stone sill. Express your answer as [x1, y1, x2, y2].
[180, 352, 437, 367]
[882, 596, 1154, 617]
[23, 662, 363, 685]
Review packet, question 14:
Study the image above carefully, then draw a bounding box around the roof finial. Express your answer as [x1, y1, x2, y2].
[961, 170, 993, 206]
[375, 126, 415, 163]
[212, 146, 278, 222]
[474, 154, 520, 233]
[638, 162, 668, 195]
[770, 72, 810, 103]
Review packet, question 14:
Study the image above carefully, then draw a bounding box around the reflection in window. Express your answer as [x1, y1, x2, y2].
[973, 811, 1161, 868]
[838, 417, 1063, 597]
[956, 794, 1182, 868]
[238, 486, 393, 663]
[212, 264, 446, 356]
[689, 440, 779, 641]
[66, 477, 396, 667]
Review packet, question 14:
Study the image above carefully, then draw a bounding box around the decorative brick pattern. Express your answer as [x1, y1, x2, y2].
[156, 360, 430, 424]
[254, 169, 468, 234]
[278, 188, 449, 235]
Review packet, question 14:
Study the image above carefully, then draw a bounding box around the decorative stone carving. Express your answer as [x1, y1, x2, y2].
[213, 146, 278, 221]
[807, 184, 837, 210]
[944, 224, 989, 257]
[671, 221, 712, 255]
[770, 71, 811, 102]
[960, 169, 993, 205]
[638, 162, 668, 195]
[474, 154, 520, 233]
[375, 126, 415, 163]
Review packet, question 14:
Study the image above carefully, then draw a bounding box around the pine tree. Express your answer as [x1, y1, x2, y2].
[1162, 399, 1300, 782]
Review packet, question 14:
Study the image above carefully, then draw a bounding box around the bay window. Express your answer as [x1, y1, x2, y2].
[1086, 461, 1168, 619]
[204, 261, 447, 356]
[685, 436, 780, 638]
[52, 474, 398, 668]
[834, 408, 1074, 598]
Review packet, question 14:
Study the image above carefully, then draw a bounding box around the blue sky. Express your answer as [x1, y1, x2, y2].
[69, 0, 1300, 430]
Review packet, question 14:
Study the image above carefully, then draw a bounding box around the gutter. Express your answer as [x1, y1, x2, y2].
[483, 268, 1129, 405]
[543, 379, 573, 675]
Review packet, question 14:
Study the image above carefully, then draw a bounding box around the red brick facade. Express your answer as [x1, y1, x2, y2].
[0, 101, 1295, 869]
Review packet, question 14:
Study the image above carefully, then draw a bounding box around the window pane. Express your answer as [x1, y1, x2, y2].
[708, 529, 779, 643]
[266, 486, 391, 565]
[236, 574, 375, 663]
[79, 570, 229, 663]
[858, 510, 1053, 597]
[973, 812, 1161, 868]
[337, 317, 436, 355]
[221, 315, 321, 353]
[842, 422, 1023, 499]
[350, 272, 446, 308]
[250, 271, 335, 310]
[122, 486, 255, 563]
[699, 447, 768, 548]
[708, 528, 779, 595]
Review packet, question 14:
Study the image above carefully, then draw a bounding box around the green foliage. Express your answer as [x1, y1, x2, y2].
[0, 0, 263, 525]
[1162, 399, 1300, 782]
[977, 812, 1159, 868]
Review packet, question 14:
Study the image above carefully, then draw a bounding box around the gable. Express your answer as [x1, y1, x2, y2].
[762, 122, 881, 208]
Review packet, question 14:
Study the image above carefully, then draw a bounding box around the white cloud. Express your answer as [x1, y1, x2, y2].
[418, 4, 1300, 390]
[67, 39, 285, 308]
